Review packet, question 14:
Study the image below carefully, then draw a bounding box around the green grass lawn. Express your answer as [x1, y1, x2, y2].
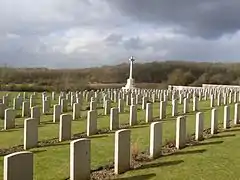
[0, 91, 239, 180]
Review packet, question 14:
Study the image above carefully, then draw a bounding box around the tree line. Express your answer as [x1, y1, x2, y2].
[0, 61, 239, 91]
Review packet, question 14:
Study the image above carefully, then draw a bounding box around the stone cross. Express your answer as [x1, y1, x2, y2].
[129, 56, 135, 79]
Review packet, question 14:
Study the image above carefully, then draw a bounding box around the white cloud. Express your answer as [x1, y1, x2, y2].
[6, 33, 20, 39]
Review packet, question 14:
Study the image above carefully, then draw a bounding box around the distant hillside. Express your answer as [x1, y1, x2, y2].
[0, 61, 240, 91]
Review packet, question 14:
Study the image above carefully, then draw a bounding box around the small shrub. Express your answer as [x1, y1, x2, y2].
[131, 142, 140, 159]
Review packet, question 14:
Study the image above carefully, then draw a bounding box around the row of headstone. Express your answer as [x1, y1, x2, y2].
[4, 85, 240, 106]
[1, 92, 235, 131]
[1, 88, 239, 134]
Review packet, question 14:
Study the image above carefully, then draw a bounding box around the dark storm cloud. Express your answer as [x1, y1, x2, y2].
[104, 34, 123, 45]
[123, 37, 144, 50]
[106, 0, 240, 39]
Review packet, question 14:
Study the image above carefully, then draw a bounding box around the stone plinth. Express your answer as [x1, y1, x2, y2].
[122, 78, 136, 90]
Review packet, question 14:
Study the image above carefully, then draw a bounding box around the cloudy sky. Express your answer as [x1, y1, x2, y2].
[1, 0, 240, 68]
